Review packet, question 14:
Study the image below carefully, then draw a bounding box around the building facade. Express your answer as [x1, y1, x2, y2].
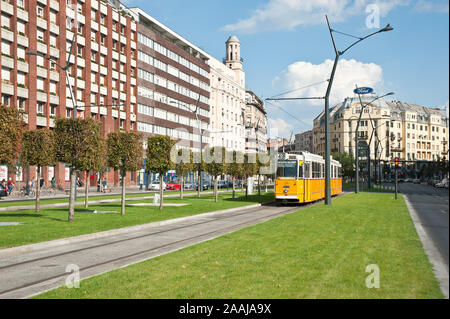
[244, 90, 267, 153]
[130, 8, 210, 154]
[313, 95, 449, 163]
[0, 0, 137, 187]
[294, 130, 313, 153]
[207, 36, 246, 152]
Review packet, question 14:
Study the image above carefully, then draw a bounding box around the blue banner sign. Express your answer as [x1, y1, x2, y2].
[354, 87, 374, 95]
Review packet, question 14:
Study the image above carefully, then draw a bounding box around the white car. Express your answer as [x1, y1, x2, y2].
[149, 181, 166, 191]
[435, 179, 448, 188]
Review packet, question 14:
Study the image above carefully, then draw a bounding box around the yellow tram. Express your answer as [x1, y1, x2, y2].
[275, 152, 342, 204]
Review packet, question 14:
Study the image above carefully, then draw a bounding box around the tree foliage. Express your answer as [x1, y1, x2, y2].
[107, 131, 143, 173]
[204, 147, 227, 202]
[21, 128, 56, 212]
[54, 118, 103, 170]
[175, 149, 194, 199]
[0, 104, 25, 166]
[54, 118, 103, 222]
[107, 131, 143, 216]
[332, 151, 355, 178]
[146, 135, 177, 210]
[21, 128, 56, 168]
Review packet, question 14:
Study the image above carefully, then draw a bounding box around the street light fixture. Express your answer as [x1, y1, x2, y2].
[354, 91, 394, 193]
[323, 15, 393, 205]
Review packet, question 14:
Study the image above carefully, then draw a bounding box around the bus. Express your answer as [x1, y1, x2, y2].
[275, 152, 342, 204]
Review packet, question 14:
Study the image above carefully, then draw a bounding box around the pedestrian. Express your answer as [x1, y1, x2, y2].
[102, 177, 107, 193]
[0, 180, 7, 198]
[40, 177, 44, 188]
[7, 177, 14, 195]
[51, 177, 56, 189]
[97, 179, 101, 192]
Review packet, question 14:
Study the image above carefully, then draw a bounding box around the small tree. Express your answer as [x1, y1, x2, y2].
[204, 146, 226, 202]
[0, 104, 25, 167]
[80, 137, 107, 209]
[227, 150, 243, 200]
[55, 118, 103, 222]
[175, 149, 193, 199]
[21, 129, 56, 212]
[146, 136, 176, 210]
[107, 131, 143, 215]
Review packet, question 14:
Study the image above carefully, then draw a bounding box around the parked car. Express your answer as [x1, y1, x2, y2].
[217, 181, 231, 189]
[445, 180, 449, 189]
[166, 180, 182, 191]
[406, 178, 413, 183]
[149, 181, 166, 191]
[435, 179, 448, 188]
[184, 182, 196, 190]
[413, 179, 421, 184]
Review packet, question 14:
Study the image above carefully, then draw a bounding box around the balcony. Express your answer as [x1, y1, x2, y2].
[1, 0, 14, 15]
[16, 7, 28, 22]
[17, 34, 29, 47]
[1, 27, 14, 42]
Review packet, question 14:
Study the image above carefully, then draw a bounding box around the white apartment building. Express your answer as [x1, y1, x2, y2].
[313, 95, 449, 162]
[245, 90, 267, 153]
[207, 36, 246, 152]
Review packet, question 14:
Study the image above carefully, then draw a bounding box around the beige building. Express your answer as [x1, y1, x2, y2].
[313, 95, 449, 163]
[245, 90, 267, 153]
[294, 130, 313, 153]
[207, 36, 246, 151]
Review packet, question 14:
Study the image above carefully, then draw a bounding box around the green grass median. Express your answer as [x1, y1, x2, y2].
[0, 191, 273, 249]
[35, 192, 443, 299]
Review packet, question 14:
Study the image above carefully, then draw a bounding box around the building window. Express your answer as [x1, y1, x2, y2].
[2, 94, 11, 106]
[18, 98, 25, 110]
[37, 102, 44, 114]
[37, 6, 44, 18]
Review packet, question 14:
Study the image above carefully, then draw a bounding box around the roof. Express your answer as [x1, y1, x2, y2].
[226, 36, 240, 43]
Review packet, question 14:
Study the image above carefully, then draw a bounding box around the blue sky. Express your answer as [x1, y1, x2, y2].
[124, 0, 449, 138]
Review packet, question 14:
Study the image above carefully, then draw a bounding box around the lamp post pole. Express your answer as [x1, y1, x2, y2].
[324, 15, 393, 203]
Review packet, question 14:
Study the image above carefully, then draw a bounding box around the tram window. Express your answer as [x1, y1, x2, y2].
[276, 161, 297, 178]
[304, 162, 311, 178]
[338, 167, 343, 178]
[321, 164, 324, 178]
[299, 165, 304, 178]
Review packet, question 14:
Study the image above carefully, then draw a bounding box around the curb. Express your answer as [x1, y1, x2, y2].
[403, 195, 449, 299]
[0, 203, 264, 259]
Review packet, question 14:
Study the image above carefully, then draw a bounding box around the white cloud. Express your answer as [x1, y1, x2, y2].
[222, 0, 409, 34]
[414, 0, 449, 13]
[272, 58, 384, 107]
[267, 118, 294, 138]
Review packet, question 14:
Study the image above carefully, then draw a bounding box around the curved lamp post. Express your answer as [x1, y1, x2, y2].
[324, 15, 393, 204]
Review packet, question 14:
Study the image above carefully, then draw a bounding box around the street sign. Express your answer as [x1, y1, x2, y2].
[354, 87, 374, 95]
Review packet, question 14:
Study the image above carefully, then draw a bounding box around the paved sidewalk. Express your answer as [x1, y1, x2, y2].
[0, 189, 246, 213]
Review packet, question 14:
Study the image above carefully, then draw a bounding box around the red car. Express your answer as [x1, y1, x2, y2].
[166, 180, 182, 190]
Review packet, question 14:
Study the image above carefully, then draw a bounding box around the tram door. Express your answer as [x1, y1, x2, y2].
[303, 162, 310, 202]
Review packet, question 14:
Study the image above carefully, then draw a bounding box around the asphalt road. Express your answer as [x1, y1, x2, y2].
[399, 183, 449, 269]
[0, 200, 314, 299]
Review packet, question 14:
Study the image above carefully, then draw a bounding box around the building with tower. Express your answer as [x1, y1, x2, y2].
[207, 36, 246, 151]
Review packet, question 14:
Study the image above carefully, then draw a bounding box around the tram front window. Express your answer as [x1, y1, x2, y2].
[277, 161, 297, 178]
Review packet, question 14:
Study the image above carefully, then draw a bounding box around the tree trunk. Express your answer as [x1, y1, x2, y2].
[232, 176, 235, 200]
[121, 170, 126, 216]
[214, 176, 218, 202]
[180, 174, 184, 199]
[159, 178, 163, 211]
[258, 174, 261, 197]
[84, 170, 89, 209]
[68, 168, 76, 222]
[35, 166, 41, 213]
[197, 170, 201, 198]
[245, 176, 248, 198]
